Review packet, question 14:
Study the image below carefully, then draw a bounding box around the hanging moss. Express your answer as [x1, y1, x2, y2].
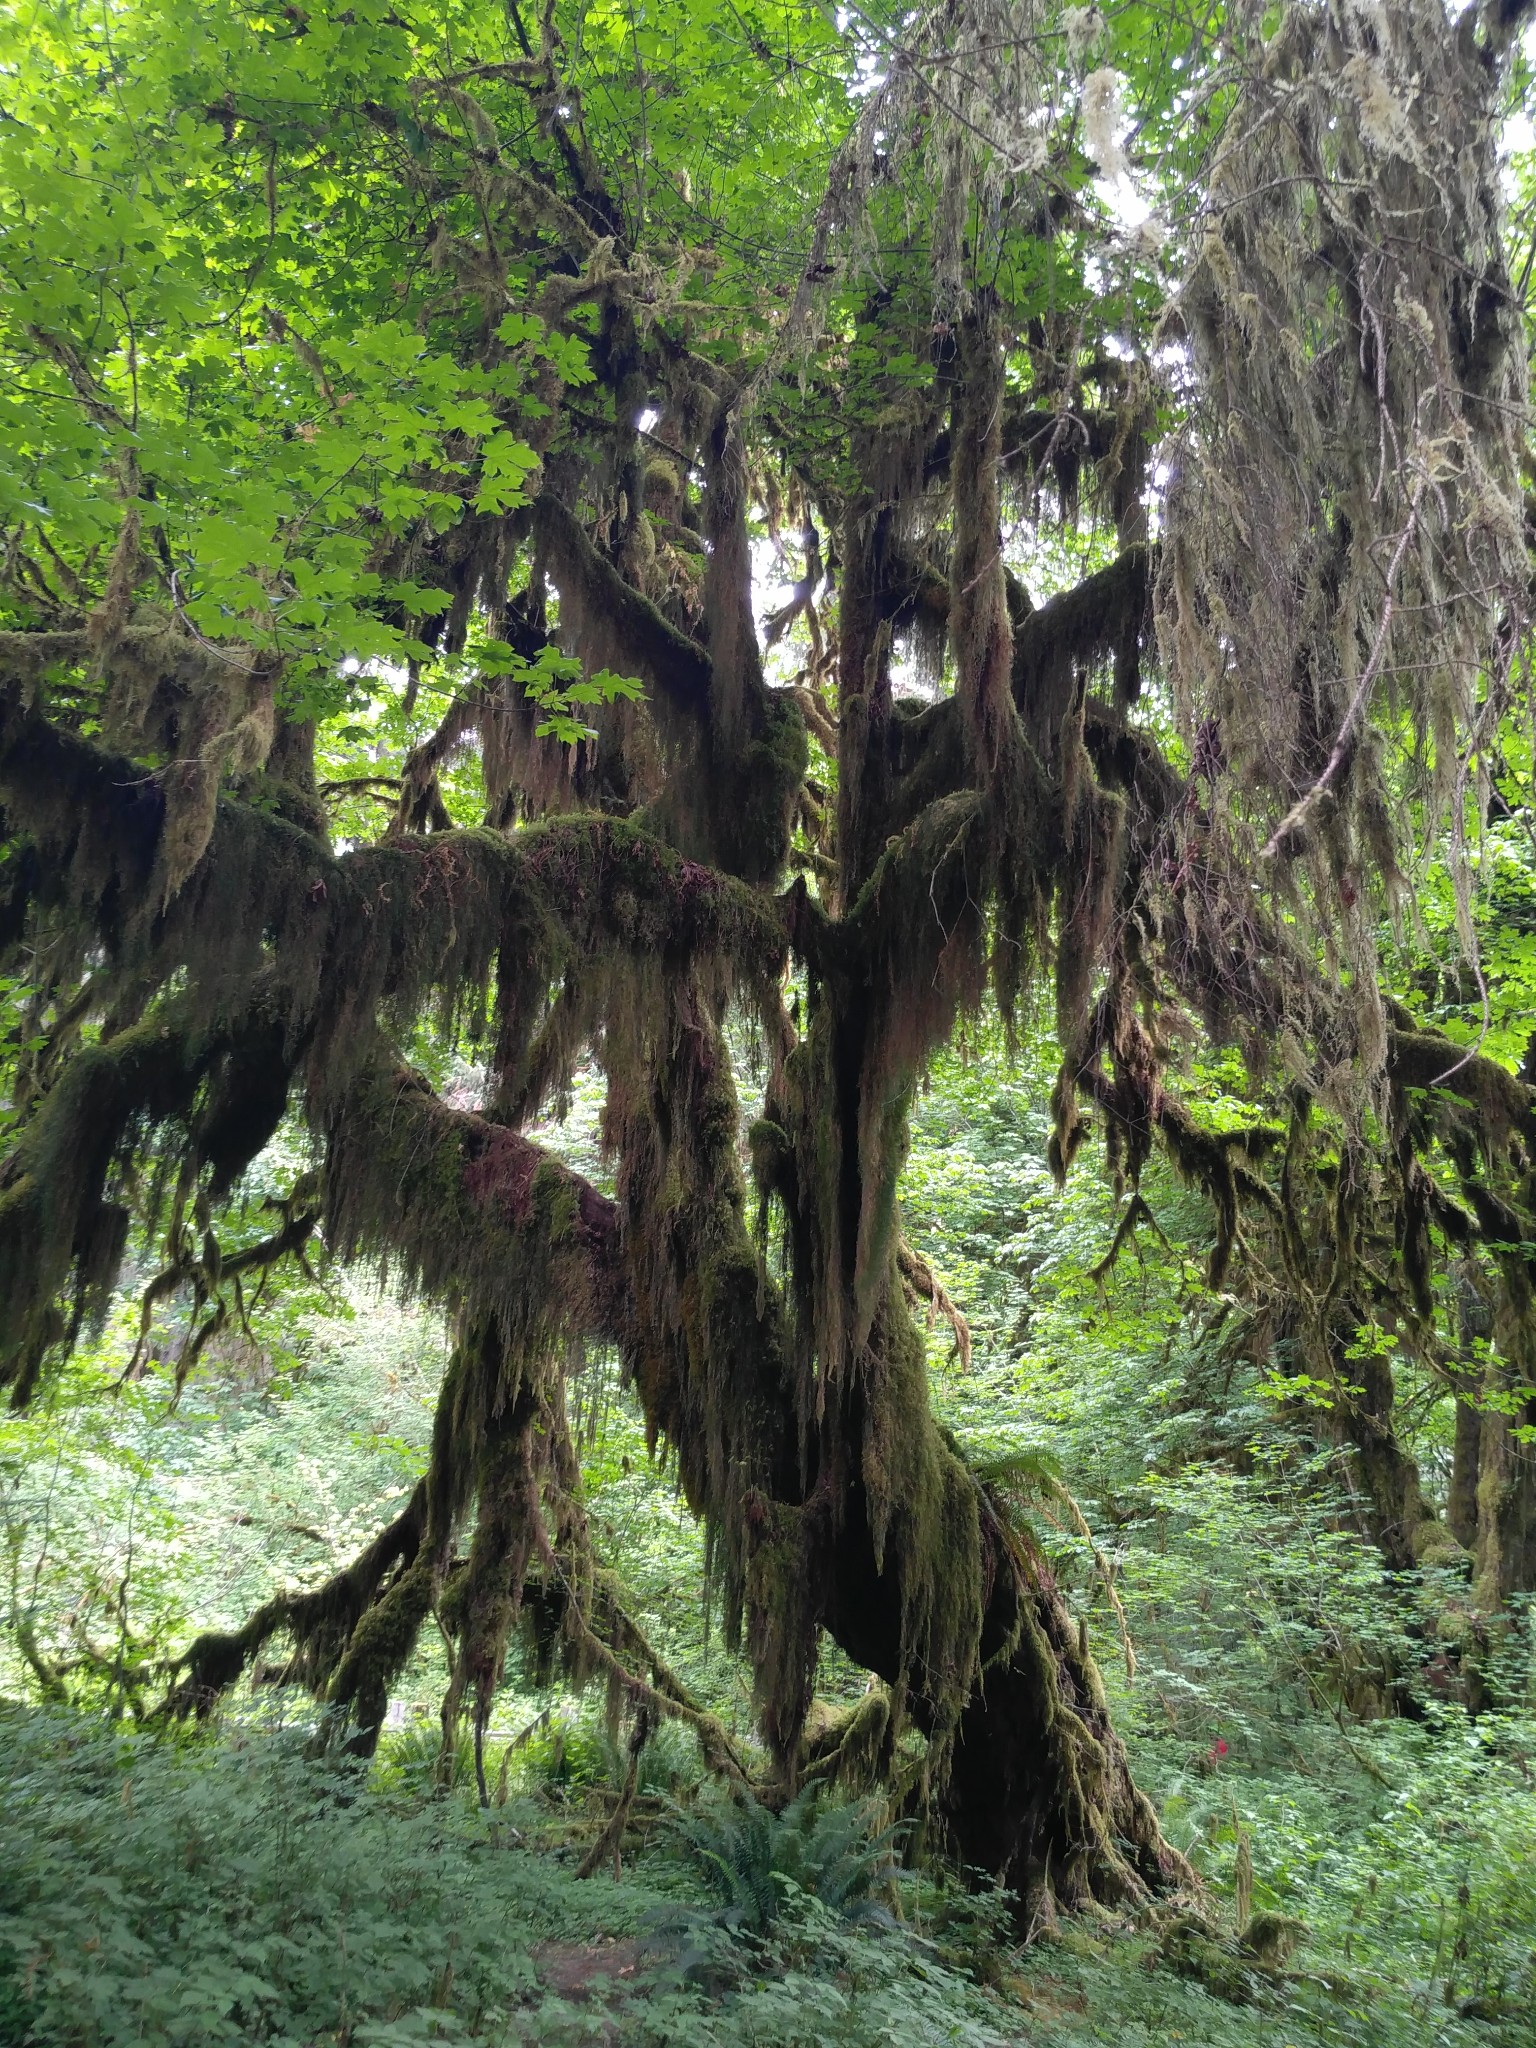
[828, 791, 989, 1322]
[0, 689, 166, 965]
[742, 1495, 821, 1774]
[0, 1008, 292, 1400]
[798, 1686, 893, 1794]
[710, 682, 808, 888]
[323, 1059, 625, 1362]
[4, 692, 788, 1072]
[1012, 548, 1151, 754]
[854, 1280, 985, 1769]
[1054, 784, 1126, 1058]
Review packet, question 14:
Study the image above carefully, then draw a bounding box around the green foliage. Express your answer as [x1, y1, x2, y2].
[0, 1708, 577, 2046]
[662, 1785, 905, 1935]
[0, 1706, 1011, 2048]
[505, 1708, 703, 1804]
[0, 1282, 448, 1709]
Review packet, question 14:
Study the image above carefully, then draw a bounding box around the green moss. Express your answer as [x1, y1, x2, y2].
[0, 1010, 283, 1400]
[800, 1687, 893, 1792]
[327, 1556, 439, 1752]
[714, 684, 809, 886]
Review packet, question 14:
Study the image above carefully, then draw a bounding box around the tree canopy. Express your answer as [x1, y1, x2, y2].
[1, 0, 1533, 1916]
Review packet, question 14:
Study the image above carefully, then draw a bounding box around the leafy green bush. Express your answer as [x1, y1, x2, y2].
[491, 1706, 705, 1806]
[663, 1785, 905, 1935]
[0, 1707, 621, 2046]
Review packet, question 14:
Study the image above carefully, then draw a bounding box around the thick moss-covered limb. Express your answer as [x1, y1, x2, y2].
[0, 624, 248, 729]
[188, 811, 784, 1078]
[534, 492, 712, 719]
[753, 917, 1184, 1903]
[0, 699, 334, 1027]
[804, 545, 1154, 881]
[3, 740, 789, 1398]
[781, 793, 992, 1336]
[863, 529, 1150, 791]
[541, 419, 807, 886]
[1387, 1029, 1536, 1147]
[810, 1266, 1185, 1911]
[320, 1556, 443, 1755]
[432, 1302, 756, 1794]
[1013, 547, 1152, 745]
[322, 1319, 561, 1756]
[943, 1498, 1188, 1912]
[797, 1687, 895, 1794]
[346, 815, 785, 1078]
[438, 1368, 589, 1793]
[834, 1288, 986, 1773]
[706, 678, 809, 890]
[2, 697, 787, 1061]
[322, 1058, 626, 1354]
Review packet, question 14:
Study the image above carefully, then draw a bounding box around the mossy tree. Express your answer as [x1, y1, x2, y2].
[1, 0, 1533, 1915]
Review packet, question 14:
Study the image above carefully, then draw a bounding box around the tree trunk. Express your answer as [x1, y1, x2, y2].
[1473, 1400, 1536, 1612]
[607, 977, 1184, 1912]
[1449, 1398, 1482, 1551]
[823, 1434, 1180, 1912]
[807, 1260, 1181, 1911]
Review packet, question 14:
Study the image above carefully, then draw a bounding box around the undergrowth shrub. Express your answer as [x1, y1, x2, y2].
[661, 1785, 905, 1935]
[513, 1708, 702, 1802]
[0, 1707, 642, 2047]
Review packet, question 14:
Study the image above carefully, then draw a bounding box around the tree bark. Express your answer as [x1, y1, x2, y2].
[1449, 1398, 1482, 1552]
